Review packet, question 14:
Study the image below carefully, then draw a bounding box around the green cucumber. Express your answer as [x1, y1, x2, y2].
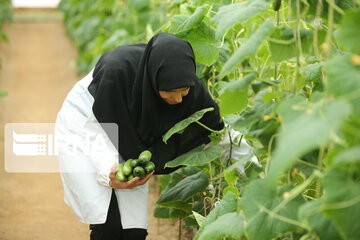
[273, 0, 282, 11]
[116, 170, 125, 182]
[144, 161, 155, 173]
[130, 159, 140, 168]
[133, 166, 146, 179]
[138, 150, 152, 164]
[123, 159, 133, 176]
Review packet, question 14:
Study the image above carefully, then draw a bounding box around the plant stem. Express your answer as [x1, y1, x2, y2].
[256, 203, 310, 230]
[324, 0, 335, 58]
[316, 146, 325, 198]
[294, 0, 302, 93]
[195, 120, 224, 134]
[313, 0, 323, 61]
[325, 0, 344, 15]
[273, 171, 319, 213]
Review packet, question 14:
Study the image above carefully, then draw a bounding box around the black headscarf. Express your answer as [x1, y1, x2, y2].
[88, 32, 224, 174]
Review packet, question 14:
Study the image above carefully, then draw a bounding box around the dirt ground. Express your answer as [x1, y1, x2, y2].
[0, 9, 190, 240]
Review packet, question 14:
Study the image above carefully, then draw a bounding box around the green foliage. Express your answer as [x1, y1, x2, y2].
[165, 144, 222, 168]
[220, 19, 274, 77]
[218, 73, 256, 116]
[242, 180, 305, 240]
[336, 8, 360, 54]
[0, 0, 12, 73]
[322, 168, 360, 240]
[158, 170, 209, 208]
[268, 94, 351, 181]
[198, 212, 244, 240]
[212, 0, 268, 39]
[162, 107, 214, 143]
[60, 0, 360, 239]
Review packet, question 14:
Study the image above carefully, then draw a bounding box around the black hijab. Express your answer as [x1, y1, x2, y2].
[88, 32, 224, 174]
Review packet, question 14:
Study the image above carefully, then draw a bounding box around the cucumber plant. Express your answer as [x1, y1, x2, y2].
[60, 0, 360, 239]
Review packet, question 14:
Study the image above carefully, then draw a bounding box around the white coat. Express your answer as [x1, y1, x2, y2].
[55, 70, 148, 229]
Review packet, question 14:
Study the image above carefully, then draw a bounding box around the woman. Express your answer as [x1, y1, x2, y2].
[55, 32, 224, 240]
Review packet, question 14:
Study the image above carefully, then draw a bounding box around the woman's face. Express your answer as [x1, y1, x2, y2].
[159, 87, 190, 105]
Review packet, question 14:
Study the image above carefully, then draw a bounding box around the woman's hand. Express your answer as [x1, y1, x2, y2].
[109, 171, 154, 189]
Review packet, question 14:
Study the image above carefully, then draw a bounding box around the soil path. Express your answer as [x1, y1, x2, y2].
[0, 9, 186, 240]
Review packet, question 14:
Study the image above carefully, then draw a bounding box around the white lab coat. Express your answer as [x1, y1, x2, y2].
[55, 70, 148, 229]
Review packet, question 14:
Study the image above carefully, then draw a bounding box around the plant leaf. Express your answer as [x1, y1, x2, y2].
[212, 0, 268, 39]
[192, 211, 206, 227]
[165, 144, 222, 168]
[158, 171, 209, 207]
[336, 8, 360, 54]
[324, 54, 360, 116]
[219, 18, 274, 78]
[154, 205, 188, 219]
[175, 4, 210, 35]
[268, 94, 351, 181]
[299, 200, 342, 240]
[219, 73, 256, 94]
[162, 107, 214, 143]
[219, 91, 248, 117]
[198, 212, 244, 240]
[195, 192, 239, 239]
[322, 168, 360, 240]
[241, 179, 305, 240]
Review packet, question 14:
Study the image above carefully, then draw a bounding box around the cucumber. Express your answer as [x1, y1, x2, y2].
[273, 0, 282, 11]
[117, 163, 124, 172]
[144, 161, 155, 173]
[130, 159, 140, 168]
[138, 150, 152, 164]
[123, 159, 133, 176]
[133, 166, 146, 179]
[115, 170, 125, 182]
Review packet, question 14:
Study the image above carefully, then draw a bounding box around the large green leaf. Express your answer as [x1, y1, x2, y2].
[195, 192, 239, 239]
[336, 7, 360, 54]
[162, 107, 214, 143]
[165, 144, 222, 168]
[268, 27, 324, 62]
[158, 171, 209, 207]
[198, 212, 244, 240]
[268, 94, 351, 181]
[241, 179, 305, 240]
[300, 63, 322, 83]
[174, 4, 210, 35]
[202, 191, 238, 225]
[160, 167, 201, 194]
[219, 73, 256, 94]
[332, 146, 360, 166]
[186, 36, 219, 66]
[322, 168, 360, 240]
[299, 200, 342, 240]
[219, 91, 248, 117]
[219, 19, 274, 78]
[212, 0, 268, 39]
[218, 73, 256, 116]
[325, 54, 360, 96]
[154, 205, 188, 219]
[324, 54, 360, 116]
[169, 14, 219, 66]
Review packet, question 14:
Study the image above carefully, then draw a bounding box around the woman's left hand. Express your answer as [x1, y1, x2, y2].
[109, 171, 154, 189]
